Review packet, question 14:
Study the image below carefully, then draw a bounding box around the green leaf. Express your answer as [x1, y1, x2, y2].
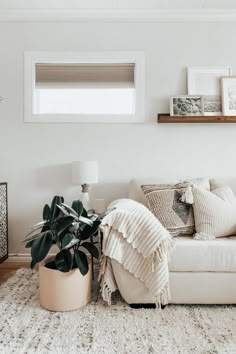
[81, 242, 99, 259]
[78, 220, 101, 240]
[81, 208, 88, 218]
[31, 259, 37, 269]
[41, 224, 50, 233]
[31, 231, 53, 263]
[45, 260, 57, 270]
[60, 203, 78, 218]
[24, 224, 48, 239]
[74, 250, 89, 276]
[31, 220, 47, 230]
[68, 221, 79, 233]
[43, 204, 51, 221]
[23, 230, 48, 244]
[72, 200, 84, 217]
[55, 249, 72, 272]
[56, 216, 75, 236]
[79, 215, 93, 226]
[62, 238, 80, 250]
[62, 233, 74, 248]
[56, 204, 71, 217]
[25, 239, 35, 248]
[50, 196, 64, 223]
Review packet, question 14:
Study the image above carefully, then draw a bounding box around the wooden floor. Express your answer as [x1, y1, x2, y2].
[0, 262, 30, 285]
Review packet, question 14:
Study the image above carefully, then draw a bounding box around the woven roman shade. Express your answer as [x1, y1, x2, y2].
[35, 63, 135, 89]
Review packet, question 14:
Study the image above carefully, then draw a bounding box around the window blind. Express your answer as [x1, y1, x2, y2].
[35, 63, 135, 89]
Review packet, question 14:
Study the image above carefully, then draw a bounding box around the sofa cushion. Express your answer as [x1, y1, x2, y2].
[169, 236, 236, 272]
[210, 178, 236, 196]
[192, 185, 236, 238]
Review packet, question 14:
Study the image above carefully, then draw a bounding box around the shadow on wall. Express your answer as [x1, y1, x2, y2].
[154, 66, 187, 114]
[9, 163, 129, 254]
[35, 163, 72, 193]
[35, 163, 129, 207]
[91, 182, 129, 208]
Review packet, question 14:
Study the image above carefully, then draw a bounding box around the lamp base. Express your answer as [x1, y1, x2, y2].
[80, 189, 91, 211]
[81, 184, 89, 193]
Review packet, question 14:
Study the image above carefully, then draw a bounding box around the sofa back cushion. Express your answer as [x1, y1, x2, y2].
[210, 178, 236, 195]
[129, 178, 211, 205]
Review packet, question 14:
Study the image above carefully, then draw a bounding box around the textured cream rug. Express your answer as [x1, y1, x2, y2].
[0, 268, 235, 354]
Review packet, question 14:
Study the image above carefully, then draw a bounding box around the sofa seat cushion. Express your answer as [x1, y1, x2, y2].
[169, 236, 236, 272]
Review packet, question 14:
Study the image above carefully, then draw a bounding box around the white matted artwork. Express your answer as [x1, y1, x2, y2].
[188, 66, 232, 116]
[170, 96, 204, 116]
[221, 77, 236, 115]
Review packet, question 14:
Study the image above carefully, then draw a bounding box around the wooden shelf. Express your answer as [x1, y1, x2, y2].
[158, 113, 236, 123]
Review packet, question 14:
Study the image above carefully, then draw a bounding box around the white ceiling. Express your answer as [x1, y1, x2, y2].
[1, 0, 236, 22]
[0, 0, 236, 10]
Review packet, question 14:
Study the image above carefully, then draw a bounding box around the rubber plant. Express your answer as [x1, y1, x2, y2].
[23, 196, 101, 275]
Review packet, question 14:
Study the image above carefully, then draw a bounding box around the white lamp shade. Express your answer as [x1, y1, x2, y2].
[72, 161, 98, 185]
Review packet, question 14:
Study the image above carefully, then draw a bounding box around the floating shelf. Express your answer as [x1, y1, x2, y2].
[158, 113, 236, 123]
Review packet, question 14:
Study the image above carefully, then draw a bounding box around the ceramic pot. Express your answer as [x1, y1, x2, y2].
[39, 259, 92, 312]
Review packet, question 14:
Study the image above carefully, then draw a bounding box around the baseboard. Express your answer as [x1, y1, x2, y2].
[6, 254, 56, 263]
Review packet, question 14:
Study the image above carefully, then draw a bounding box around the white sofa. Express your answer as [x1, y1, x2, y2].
[111, 178, 236, 304]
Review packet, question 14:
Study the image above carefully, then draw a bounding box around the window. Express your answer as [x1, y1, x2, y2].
[35, 63, 135, 115]
[24, 52, 145, 123]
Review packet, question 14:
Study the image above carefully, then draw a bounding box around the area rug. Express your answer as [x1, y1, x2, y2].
[0, 268, 235, 354]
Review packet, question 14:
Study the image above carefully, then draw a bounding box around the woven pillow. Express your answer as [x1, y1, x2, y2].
[210, 178, 226, 190]
[192, 185, 236, 239]
[141, 182, 195, 237]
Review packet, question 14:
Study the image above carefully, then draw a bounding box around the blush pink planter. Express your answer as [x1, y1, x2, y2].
[39, 260, 92, 312]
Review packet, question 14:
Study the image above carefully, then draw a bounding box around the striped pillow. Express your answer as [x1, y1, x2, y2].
[193, 185, 236, 239]
[141, 183, 195, 237]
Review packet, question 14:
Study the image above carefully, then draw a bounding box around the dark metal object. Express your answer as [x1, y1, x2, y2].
[90, 234, 94, 280]
[0, 183, 8, 263]
[129, 304, 167, 309]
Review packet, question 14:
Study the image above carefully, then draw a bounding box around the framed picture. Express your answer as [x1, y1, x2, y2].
[170, 96, 204, 116]
[221, 77, 236, 115]
[188, 66, 232, 116]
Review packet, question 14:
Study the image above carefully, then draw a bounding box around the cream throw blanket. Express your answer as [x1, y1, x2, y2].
[99, 199, 175, 306]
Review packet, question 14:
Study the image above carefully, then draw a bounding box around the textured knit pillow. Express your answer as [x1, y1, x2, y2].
[192, 185, 236, 239]
[141, 182, 195, 237]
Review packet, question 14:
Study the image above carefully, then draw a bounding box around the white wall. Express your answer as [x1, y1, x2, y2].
[0, 20, 236, 255]
[1, 0, 236, 9]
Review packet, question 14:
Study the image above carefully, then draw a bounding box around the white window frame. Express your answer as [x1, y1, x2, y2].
[24, 51, 145, 123]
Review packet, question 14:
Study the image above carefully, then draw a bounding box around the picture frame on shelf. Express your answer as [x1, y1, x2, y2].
[221, 77, 236, 115]
[170, 96, 204, 116]
[188, 66, 232, 116]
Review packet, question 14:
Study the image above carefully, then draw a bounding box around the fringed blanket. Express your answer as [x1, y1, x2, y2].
[99, 199, 175, 306]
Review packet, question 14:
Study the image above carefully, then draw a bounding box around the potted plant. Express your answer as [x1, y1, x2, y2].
[23, 195, 101, 311]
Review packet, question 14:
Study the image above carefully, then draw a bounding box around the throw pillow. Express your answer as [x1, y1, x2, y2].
[209, 178, 226, 191]
[189, 177, 211, 191]
[192, 185, 236, 239]
[141, 182, 195, 237]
